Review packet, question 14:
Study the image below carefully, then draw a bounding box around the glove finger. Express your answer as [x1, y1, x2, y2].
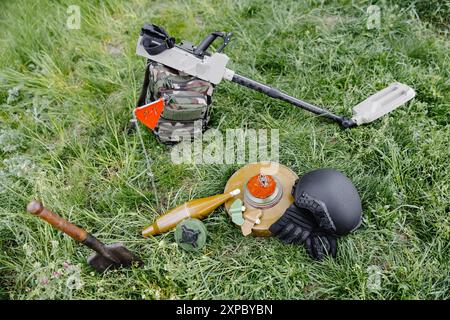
[268, 221, 283, 234]
[329, 236, 337, 258]
[299, 229, 311, 243]
[278, 223, 295, 242]
[312, 236, 324, 261]
[284, 226, 303, 244]
[293, 229, 310, 245]
[304, 237, 314, 258]
[268, 215, 290, 235]
[320, 235, 331, 253]
[318, 235, 337, 258]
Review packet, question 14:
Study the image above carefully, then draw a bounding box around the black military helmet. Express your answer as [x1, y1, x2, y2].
[292, 168, 362, 236]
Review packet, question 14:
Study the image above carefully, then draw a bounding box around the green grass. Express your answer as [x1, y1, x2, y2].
[0, 0, 449, 299]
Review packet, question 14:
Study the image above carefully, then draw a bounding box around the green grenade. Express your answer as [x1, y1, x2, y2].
[175, 219, 207, 252]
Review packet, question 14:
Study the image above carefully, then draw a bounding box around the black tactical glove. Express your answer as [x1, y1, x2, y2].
[269, 203, 337, 260]
[268, 203, 314, 244]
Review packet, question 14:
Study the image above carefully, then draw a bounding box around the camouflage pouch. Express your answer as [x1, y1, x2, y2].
[161, 90, 208, 121]
[145, 61, 214, 143]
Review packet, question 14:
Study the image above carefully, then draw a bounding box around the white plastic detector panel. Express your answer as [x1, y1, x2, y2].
[351, 82, 416, 125]
[136, 36, 231, 84]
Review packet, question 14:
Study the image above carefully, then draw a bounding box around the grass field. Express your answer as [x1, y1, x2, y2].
[0, 0, 449, 299]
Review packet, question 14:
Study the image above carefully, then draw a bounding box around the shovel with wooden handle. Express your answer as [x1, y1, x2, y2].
[26, 200, 143, 272]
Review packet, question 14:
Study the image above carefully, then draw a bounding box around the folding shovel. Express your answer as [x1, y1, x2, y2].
[26, 200, 143, 272]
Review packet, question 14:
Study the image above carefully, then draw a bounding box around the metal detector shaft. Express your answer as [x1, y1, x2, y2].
[231, 74, 356, 128]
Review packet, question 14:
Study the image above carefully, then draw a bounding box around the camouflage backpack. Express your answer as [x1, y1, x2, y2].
[137, 60, 214, 144]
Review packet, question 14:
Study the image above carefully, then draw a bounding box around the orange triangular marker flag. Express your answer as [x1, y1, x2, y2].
[134, 98, 165, 130]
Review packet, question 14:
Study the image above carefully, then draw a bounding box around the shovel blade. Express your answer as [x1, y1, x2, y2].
[87, 243, 143, 273]
[351, 82, 415, 125]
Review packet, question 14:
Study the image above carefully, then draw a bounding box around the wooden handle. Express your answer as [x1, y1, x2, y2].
[27, 200, 88, 242]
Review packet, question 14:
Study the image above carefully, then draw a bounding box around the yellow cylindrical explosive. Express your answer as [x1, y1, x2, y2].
[142, 189, 240, 237]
